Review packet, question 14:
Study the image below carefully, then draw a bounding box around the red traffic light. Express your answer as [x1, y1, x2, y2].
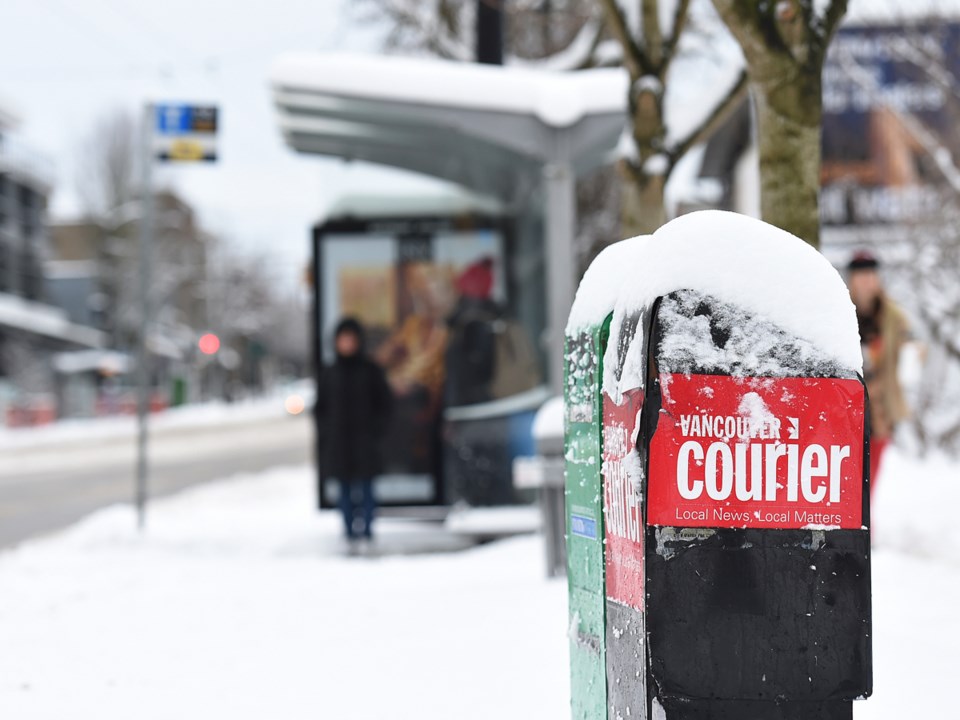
[198, 333, 221, 355]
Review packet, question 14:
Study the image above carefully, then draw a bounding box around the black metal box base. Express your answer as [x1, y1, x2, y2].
[660, 698, 852, 720]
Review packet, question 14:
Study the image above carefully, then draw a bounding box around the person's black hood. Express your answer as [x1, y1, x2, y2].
[334, 317, 366, 359]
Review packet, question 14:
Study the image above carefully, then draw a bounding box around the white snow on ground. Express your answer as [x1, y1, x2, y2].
[0, 447, 957, 718]
[0, 466, 567, 719]
[872, 447, 960, 565]
[0, 394, 290, 451]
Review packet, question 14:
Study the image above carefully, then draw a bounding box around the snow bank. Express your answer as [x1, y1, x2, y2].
[0, 395, 288, 451]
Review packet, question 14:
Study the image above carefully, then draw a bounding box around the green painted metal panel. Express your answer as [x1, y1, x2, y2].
[565, 316, 611, 720]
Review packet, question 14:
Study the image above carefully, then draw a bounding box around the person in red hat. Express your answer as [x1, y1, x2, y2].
[444, 257, 501, 407]
[846, 250, 910, 493]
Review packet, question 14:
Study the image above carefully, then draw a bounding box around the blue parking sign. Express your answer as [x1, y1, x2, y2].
[155, 104, 191, 134]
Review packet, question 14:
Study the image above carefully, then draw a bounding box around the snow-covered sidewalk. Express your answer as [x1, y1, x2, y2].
[0, 448, 957, 718]
[0, 466, 567, 719]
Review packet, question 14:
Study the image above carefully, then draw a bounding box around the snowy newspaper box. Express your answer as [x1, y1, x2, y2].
[564, 212, 871, 720]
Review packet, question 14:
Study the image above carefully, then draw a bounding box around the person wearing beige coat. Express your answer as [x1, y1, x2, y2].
[847, 251, 910, 492]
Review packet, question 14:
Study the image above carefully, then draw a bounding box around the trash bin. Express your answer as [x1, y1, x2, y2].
[564, 211, 872, 720]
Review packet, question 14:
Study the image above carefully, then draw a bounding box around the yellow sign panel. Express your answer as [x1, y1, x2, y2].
[168, 138, 205, 161]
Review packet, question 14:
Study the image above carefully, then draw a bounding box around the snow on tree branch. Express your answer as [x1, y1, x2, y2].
[661, 0, 693, 72]
[599, 0, 654, 77]
[669, 69, 748, 166]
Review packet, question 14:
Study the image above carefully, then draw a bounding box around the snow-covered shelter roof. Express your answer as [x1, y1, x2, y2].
[270, 53, 628, 200]
[273, 52, 625, 128]
[568, 211, 862, 378]
[321, 183, 503, 223]
[0, 102, 18, 131]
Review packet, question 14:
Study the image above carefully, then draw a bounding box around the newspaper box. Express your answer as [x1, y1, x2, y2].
[564, 212, 872, 720]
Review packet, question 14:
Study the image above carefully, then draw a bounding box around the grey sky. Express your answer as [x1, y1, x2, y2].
[0, 0, 410, 281]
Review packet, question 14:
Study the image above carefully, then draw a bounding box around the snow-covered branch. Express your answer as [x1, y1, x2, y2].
[669, 69, 748, 167]
[818, 0, 850, 48]
[599, 0, 653, 77]
[661, 0, 692, 72]
[642, 0, 664, 67]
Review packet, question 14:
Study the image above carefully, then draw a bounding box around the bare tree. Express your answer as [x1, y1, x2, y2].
[710, 0, 848, 248]
[598, 0, 748, 235]
[204, 244, 275, 344]
[355, 0, 626, 273]
[358, 0, 609, 68]
[899, 212, 960, 453]
[75, 110, 138, 219]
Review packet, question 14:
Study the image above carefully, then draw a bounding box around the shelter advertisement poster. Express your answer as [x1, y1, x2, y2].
[318, 226, 504, 505]
[821, 23, 960, 239]
[647, 374, 865, 531]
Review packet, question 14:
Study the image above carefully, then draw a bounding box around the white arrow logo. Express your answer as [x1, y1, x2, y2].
[787, 417, 800, 440]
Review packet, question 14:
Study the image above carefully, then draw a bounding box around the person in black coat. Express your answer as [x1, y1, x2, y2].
[316, 318, 393, 542]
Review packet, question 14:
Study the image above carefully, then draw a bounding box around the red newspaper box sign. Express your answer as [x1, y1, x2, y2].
[648, 374, 865, 531]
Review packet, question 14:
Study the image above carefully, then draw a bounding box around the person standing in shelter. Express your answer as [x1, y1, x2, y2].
[316, 318, 393, 547]
[445, 257, 541, 407]
[846, 251, 909, 492]
[445, 257, 501, 407]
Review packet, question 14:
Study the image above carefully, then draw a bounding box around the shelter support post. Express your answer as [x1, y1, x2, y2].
[544, 160, 576, 394]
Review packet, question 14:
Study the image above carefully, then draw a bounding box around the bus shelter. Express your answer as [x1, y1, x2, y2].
[271, 52, 627, 391]
[271, 53, 627, 509]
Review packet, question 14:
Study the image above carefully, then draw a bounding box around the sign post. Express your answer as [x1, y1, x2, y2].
[134, 103, 154, 530]
[135, 102, 218, 529]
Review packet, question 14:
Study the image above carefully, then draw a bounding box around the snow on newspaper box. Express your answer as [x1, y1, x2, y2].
[563, 211, 871, 720]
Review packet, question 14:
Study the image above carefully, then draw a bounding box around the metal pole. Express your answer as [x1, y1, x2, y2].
[476, 0, 504, 65]
[543, 154, 576, 394]
[135, 102, 154, 530]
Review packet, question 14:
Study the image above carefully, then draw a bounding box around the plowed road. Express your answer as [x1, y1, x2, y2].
[0, 413, 312, 548]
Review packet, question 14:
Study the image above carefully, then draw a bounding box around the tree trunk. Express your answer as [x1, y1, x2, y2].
[620, 81, 668, 237]
[620, 171, 666, 237]
[752, 76, 823, 248]
[708, 0, 848, 251]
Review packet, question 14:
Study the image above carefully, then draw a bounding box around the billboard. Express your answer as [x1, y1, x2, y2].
[821, 23, 960, 238]
[314, 216, 508, 507]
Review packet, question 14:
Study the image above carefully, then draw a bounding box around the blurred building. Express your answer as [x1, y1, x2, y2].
[50, 190, 209, 349]
[49, 190, 213, 414]
[0, 106, 104, 425]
